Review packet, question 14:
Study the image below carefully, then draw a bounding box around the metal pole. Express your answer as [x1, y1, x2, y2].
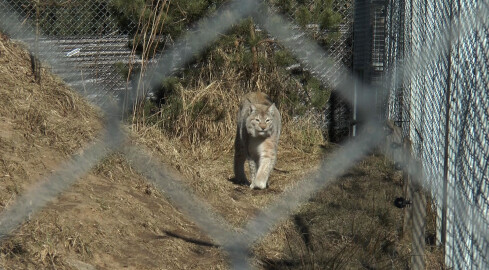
[412, 184, 427, 270]
[441, 0, 454, 257]
[352, 77, 357, 137]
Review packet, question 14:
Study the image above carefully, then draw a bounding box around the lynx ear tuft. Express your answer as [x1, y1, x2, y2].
[250, 104, 257, 112]
[267, 103, 275, 114]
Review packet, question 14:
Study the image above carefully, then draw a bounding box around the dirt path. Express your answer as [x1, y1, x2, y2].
[132, 126, 324, 228]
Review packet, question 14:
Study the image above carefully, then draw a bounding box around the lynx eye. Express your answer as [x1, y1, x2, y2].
[265, 119, 271, 123]
[254, 118, 260, 122]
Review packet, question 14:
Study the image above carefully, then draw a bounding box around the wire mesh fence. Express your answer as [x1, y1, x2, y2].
[0, 0, 488, 269]
[1, 0, 136, 98]
[381, 0, 489, 268]
[268, 0, 354, 142]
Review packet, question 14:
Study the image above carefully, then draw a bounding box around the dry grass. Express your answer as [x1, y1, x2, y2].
[132, 111, 443, 269]
[252, 155, 443, 269]
[0, 33, 102, 208]
[0, 27, 444, 269]
[129, 54, 327, 227]
[130, 21, 326, 150]
[1, 154, 227, 269]
[152, 81, 242, 148]
[0, 32, 103, 269]
[125, 20, 445, 269]
[131, 118, 325, 227]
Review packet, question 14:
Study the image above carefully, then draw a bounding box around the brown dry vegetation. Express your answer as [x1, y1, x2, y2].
[130, 41, 327, 227]
[128, 28, 444, 268]
[1, 154, 227, 269]
[0, 33, 102, 210]
[0, 31, 443, 270]
[0, 33, 227, 269]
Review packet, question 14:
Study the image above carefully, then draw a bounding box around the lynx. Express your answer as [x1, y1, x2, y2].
[234, 92, 281, 189]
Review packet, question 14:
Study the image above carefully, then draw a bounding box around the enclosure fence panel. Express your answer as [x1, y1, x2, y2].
[384, 0, 489, 268]
[271, 0, 355, 142]
[0, 0, 378, 268]
[0, 0, 136, 97]
[0, 0, 488, 269]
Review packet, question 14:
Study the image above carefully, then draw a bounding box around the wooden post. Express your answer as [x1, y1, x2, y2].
[441, 0, 454, 256]
[411, 183, 426, 270]
[32, 0, 41, 84]
[402, 138, 426, 269]
[402, 138, 412, 238]
[402, 166, 412, 238]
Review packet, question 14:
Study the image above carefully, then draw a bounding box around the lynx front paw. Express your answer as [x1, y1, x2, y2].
[250, 181, 267, 190]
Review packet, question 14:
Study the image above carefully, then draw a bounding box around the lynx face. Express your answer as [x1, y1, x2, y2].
[246, 104, 276, 138]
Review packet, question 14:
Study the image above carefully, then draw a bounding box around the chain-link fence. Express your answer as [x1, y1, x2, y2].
[268, 0, 354, 142]
[379, 0, 489, 268]
[1, 0, 136, 98]
[1, 0, 488, 268]
[2, 0, 356, 133]
[326, 0, 354, 142]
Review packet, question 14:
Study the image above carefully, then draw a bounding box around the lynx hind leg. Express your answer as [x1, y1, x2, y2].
[234, 137, 248, 184]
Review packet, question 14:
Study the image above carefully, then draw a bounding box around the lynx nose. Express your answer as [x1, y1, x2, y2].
[259, 124, 267, 130]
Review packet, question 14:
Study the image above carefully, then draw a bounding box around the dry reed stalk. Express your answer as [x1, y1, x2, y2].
[125, 0, 170, 129]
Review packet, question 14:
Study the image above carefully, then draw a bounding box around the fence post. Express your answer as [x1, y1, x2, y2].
[32, 0, 41, 84]
[402, 139, 412, 238]
[402, 138, 426, 269]
[441, 0, 454, 257]
[328, 91, 337, 142]
[411, 181, 426, 270]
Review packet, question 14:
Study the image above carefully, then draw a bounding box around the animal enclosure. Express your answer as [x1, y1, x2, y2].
[0, 0, 487, 269]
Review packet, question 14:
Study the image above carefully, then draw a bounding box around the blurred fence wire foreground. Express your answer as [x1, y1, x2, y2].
[0, 0, 488, 269]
